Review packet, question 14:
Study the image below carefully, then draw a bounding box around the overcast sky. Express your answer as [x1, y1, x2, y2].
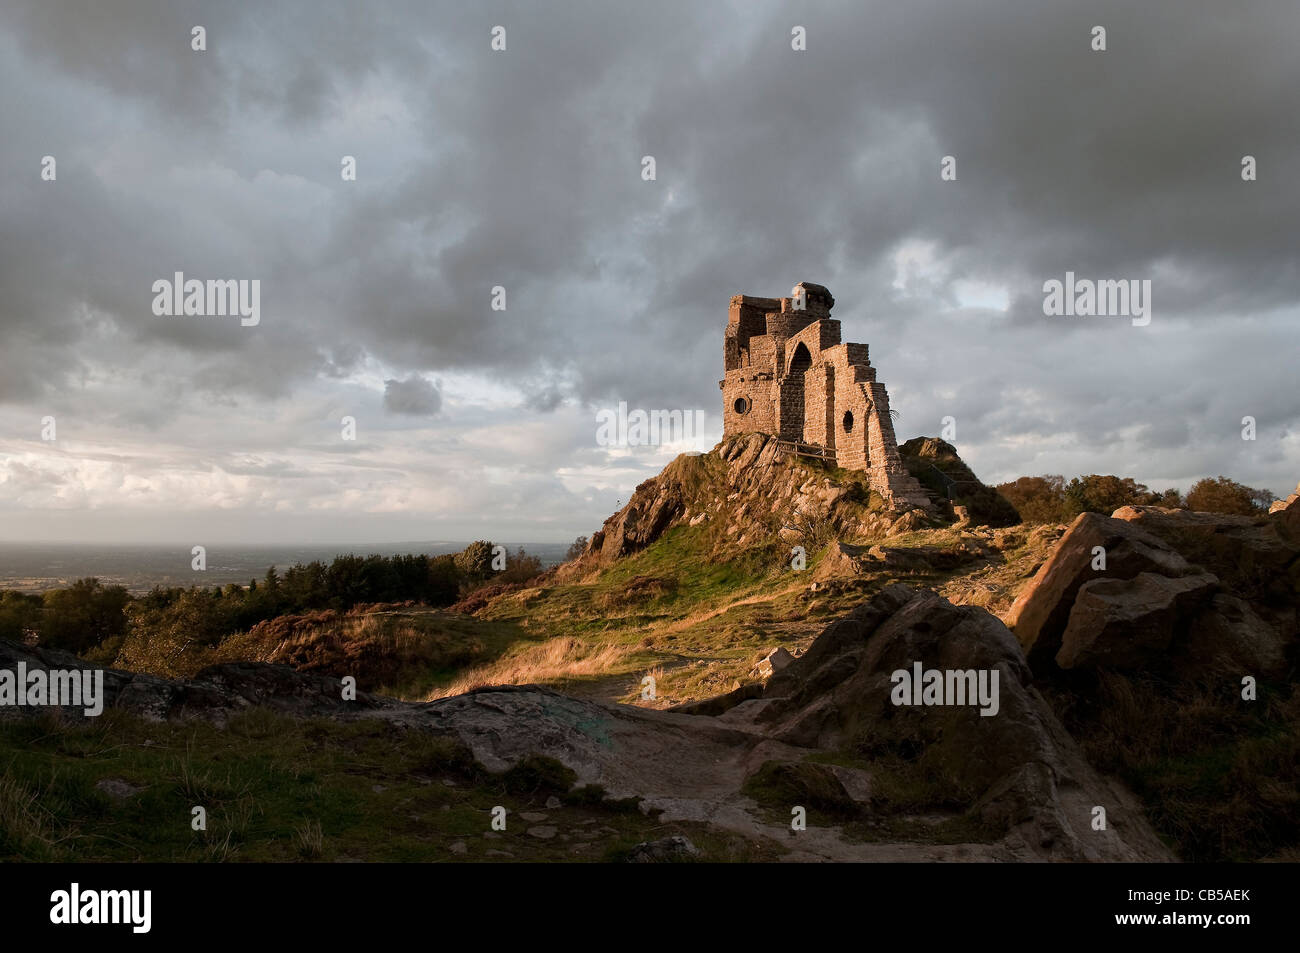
[1, 0, 1297, 545]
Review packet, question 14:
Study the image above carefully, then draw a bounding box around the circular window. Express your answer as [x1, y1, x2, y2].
[842, 411, 854, 432]
[733, 397, 751, 415]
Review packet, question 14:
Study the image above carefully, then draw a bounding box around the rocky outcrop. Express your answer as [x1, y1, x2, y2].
[0, 638, 389, 724]
[577, 433, 1018, 568]
[899, 437, 1020, 527]
[1270, 481, 1300, 543]
[1004, 512, 1193, 668]
[1180, 593, 1294, 677]
[1112, 505, 1299, 602]
[580, 433, 925, 565]
[812, 539, 984, 580]
[1006, 504, 1299, 677]
[699, 583, 1172, 861]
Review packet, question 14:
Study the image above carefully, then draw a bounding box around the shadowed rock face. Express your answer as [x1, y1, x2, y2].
[1, 584, 1173, 862]
[898, 436, 1021, 528]
[685, 583, 1172, 862]
[1056, 572, 1219, 669]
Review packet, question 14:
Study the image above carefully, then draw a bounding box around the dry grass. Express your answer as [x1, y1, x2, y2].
[0, 772, 54, 855]
[294, 819, 323, 859]
[212, 609, 487, 691]
[426, 636, 631, 699]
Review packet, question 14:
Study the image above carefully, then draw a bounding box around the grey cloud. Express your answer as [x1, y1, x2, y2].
[383, 376, 441, 415]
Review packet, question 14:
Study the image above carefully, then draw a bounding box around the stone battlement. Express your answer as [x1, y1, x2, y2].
[720, 282, 930, 511]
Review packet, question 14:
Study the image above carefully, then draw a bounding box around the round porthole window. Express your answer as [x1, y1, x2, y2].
[733, 397, 751, 415]
[842, 411, 854, 432]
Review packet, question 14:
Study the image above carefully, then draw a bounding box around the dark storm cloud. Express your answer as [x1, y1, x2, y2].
[0, 0, 1297, 531]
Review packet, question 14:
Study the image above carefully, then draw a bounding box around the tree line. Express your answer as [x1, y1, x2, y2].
[994, 474, 1276, 525]
[0, 543, 548, 658]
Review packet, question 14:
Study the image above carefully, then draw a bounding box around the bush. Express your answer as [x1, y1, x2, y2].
[1186, 476, 1274, 515]
[498, 547, 544, 585]
[454, 541, 496, 579]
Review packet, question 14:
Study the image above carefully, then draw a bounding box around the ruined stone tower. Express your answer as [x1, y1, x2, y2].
[720, 281, 931, 511]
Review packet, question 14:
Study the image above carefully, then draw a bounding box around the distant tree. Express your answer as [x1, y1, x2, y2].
[40, 578, 130, 654]
[1186, 476, 1274, 515]
[994, 476, 1067, 524]
[427, 554, 463, 605]
[0, 591, 43, 643]
[118, 586, 231, 678]
[1155, 487, 1185, 508]
[454, 541, 496, 579]
[1062, 475, 1161, 518]
[565, 536, 589, 561]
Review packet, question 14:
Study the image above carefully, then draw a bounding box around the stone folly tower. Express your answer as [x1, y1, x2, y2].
[720, 282, 930, 511]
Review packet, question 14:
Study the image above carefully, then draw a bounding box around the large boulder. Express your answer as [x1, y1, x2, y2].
[709, 584, 1172, 861]
[1055, 572, 1218, 670]
[1004, 512, 1192, 669]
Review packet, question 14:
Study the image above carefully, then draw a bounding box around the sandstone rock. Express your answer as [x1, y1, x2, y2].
[813, 540, 869, 579]
[740, 584, 1170, 861]
[1269, 482, 1296, 511]
[1005, 512, 1191, 669]
[1268, 482, 1300, 543]
[887, 508, 931, 535]
[754, 647, 794, 679]
[626, 835, 700, 863]
[1055, 572, 1218, 670]
[744, 759, 873, 814]
[863, 542, 982, 573]
[578, 434, 904, 567]
[1110, 505, 1298, 602]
